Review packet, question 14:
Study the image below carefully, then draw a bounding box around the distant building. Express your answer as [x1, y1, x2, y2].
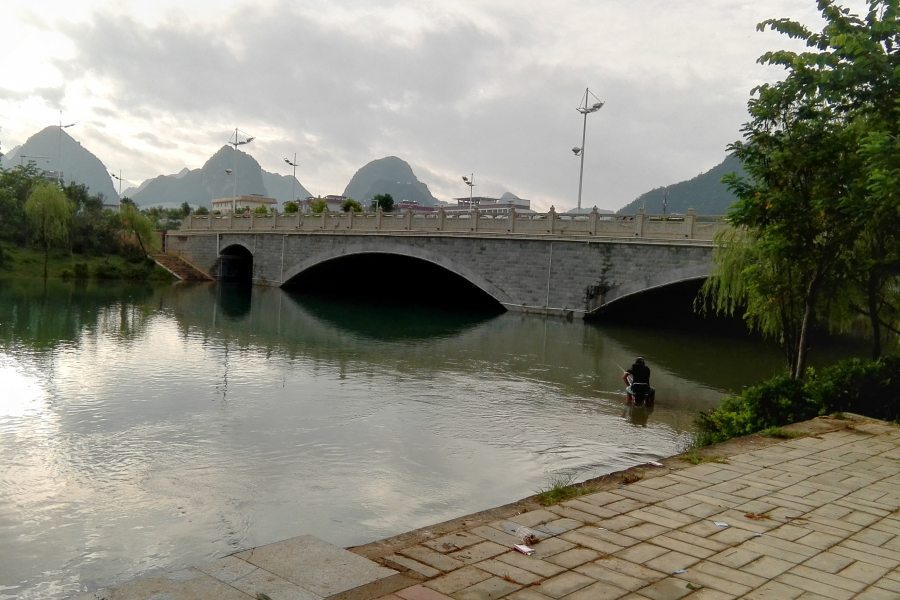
[294, 195, 348, 214]
[395, 200, 434, 213]
[211, 194, 277, 214]
[447, 196, 533, 215]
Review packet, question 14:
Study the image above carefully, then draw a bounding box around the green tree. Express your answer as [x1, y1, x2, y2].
[120, 203, 160, 255]
[702, 4, 864, 378]
[310, 199, 328, 214]
[194, 206, 210, 215]
[181, 202, 191, 217]
[254, 205, 268, 214]
[24, 183, 75, 278]
[284, 201, 299, 213]
[744, 0, 900, 359]
[371, 193, 394, 212]
[341, 198, 362, 212]
[0, 163, 44, 247]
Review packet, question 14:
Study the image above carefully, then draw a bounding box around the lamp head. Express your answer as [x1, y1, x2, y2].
[572, 147, 582, 156]
[462, 176, 468, 182]
[225, 169, 233, 174]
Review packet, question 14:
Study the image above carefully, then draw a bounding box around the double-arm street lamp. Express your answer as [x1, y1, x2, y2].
[284, 154, 299, 204]
[572, 88, 604, 212]
[462, 174, 475, 208]
[58, 111, 76, 185]
[110, 170, 124, 197]
[21, 155, 50, 166]
[228, 128, 255, 213]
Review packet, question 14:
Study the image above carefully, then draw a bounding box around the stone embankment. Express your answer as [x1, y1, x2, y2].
[71, 416, 900, 600]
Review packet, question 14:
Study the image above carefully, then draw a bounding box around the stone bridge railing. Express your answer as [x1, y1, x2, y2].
[179, 207, 726, 241]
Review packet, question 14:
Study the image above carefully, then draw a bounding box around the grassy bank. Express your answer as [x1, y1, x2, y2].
[0, 246, 176, 282]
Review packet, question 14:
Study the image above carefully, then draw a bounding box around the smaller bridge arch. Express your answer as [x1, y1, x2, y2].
[218, 243, 254, 283]
[598, 264, 711, 309]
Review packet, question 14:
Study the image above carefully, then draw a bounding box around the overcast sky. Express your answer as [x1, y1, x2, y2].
[0, 0, 866, 211]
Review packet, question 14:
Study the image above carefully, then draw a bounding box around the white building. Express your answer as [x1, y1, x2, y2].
[211, 194, 278, 214]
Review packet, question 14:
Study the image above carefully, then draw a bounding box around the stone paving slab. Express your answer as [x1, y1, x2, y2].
[68, 416, 900, 600]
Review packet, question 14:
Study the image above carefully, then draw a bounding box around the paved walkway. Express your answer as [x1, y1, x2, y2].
[72, 417, 900, 600]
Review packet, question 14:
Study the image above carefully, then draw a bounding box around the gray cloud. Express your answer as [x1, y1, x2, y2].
[41, 0, 835, 210]
[0, 85, 65, 106]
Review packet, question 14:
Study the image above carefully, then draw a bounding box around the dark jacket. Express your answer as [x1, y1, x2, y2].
[627, 363, 651, 385]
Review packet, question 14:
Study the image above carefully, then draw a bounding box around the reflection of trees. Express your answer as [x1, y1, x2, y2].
[0, 279, 163, 353]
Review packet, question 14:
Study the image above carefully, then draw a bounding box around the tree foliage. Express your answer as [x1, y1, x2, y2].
[283, 201, 299, 214]
[341, 198, 362, 212]
[120, 203, 160, 255]
[24, 183, 75, 278]
[371, 193, 394, 212]
[703, 0, 900, 373]
[310, 199, 328, 214]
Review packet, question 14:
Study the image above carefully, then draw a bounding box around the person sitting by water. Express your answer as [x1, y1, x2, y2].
[623, 357, 655, 405]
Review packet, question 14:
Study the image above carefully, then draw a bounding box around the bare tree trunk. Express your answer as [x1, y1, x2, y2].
[794, 272, 820, 379]
[868, 272, 882, 360]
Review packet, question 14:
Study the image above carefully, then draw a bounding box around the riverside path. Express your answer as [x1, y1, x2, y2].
[70, 415, 900, 600]
[166, 208, 727, 318]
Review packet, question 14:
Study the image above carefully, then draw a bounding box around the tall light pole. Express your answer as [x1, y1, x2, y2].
[228, 128, 255, 213]
[57, 111, 76, 185]
[462, 174, 475, 208]
[225, 169, 235, 212]
[573, 88, 604, 212]
[284, 154, 299, 204]
[110, 170, 124, 197]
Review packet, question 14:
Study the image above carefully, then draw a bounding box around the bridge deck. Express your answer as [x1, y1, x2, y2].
[179, 209, 726, 242]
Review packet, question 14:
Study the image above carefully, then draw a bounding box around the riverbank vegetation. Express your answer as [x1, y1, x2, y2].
[696, 354, 900, 445]
[702, 0, 900, 372]
[696, 1, 900, 444]
[0, 163, 174, 281]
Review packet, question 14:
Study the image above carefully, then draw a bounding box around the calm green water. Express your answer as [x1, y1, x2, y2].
[0, 280, 853, 599]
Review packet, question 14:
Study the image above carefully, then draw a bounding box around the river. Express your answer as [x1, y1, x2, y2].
[0, 279, 858, 599]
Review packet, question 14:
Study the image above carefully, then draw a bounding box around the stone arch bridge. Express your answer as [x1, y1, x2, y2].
[165, 208, 724, 318]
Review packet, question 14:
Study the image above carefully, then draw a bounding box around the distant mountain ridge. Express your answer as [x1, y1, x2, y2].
[4, 127, 118, 201]
[618, 155, 744, 215]
[343, 157, 438, 206]
[130, 146, 310, 208]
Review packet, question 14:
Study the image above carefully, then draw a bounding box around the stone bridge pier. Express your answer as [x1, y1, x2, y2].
[165, 232, 714, 318]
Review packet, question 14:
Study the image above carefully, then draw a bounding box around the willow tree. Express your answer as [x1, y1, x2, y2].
[24, 183, 75, 278]
[120, 203, 160, 255]
[702, 15, 861, 378]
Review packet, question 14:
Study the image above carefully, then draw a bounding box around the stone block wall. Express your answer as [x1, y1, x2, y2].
[167, 232, 713, 318]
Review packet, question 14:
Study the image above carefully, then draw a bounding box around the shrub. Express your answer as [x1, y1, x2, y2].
[60, 268, 73, 279]
[696, 355, 900, 446]
[94, 262, 122, 279]
[73, 263, 89, 279]
[284, 201, 299, 213]
[810, 356, 900, 421]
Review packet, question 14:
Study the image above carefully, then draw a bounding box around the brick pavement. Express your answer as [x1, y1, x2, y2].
[365, 418, 900, 600]
[70, 417, 900, 600]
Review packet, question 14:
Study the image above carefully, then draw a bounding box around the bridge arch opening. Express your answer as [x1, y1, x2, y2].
[282, 253, 505, 314]
[590, 279, 748, 334]
[218, 244, 253, 284]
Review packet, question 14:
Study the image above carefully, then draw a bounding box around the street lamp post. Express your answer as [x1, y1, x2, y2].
[573, 88, 604, 212]
[228, 128, 255, 213]
[225, 169, 235, 213]
[110, 170, 124, 197]
[284, 154, 299, 204]
[462, 174, 475, 208]
[57, 111, 76, 185]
